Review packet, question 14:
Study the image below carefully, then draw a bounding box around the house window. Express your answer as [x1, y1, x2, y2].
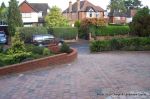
[38, 11, 43, 18]
[89, 8, 94, 18]
[96, 12, 99, 18]
[90, 12, 92, 17]
[22, 13, 31, 18]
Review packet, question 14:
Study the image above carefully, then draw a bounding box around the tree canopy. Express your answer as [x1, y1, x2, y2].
[0, 2, 8, 23]
[107, 0, 127, 13]
[1, 2, 6, 8]
[45, 6, 69, 28]
[124, 0, 142, 9]
[8, 0, 23, 36]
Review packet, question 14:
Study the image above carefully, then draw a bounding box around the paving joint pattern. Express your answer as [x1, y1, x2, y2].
[0, 51, 150, 99]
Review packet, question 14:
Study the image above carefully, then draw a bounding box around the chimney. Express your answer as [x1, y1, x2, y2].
[69, 1, 72, 13]
[77, 0, 80, 11]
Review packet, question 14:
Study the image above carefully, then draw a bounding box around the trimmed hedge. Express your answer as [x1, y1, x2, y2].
[16, 27, 48, 43]
[95, 26, 130, 36]
[90, 37, 150, 52]
[49, 27, 78, 40]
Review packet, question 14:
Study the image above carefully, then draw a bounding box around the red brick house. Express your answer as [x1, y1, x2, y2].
[108, 8, 137, 24]
[19, 1, 50, 27]
[63, 0, 104, 26]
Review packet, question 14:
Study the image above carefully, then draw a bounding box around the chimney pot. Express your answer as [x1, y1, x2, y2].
[77, 0, 80, 11]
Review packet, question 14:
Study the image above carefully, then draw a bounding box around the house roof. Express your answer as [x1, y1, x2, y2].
[19, 0, 38, 12]
[63, 0, 104, 13]
[108, 8, 137, 17]
[19, 1, 49, 15]
[108, 11, 127, 17]
[30, 3, 50, 16]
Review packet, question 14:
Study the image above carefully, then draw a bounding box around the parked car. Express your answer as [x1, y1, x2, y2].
[32, 34, 64, 46]
[0, 31, 7, 44]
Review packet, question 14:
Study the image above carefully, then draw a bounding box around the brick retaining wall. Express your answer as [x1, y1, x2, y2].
[0, 48, 77, 76]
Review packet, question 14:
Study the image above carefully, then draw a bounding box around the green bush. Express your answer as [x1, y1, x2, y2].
[110, 38, 122, 50]
[79, 18, 106, 39]
[90, 40, 110, 52]
[43, 48, 51, 56]
[0, 53, 6, 66]
[4, 32, 32, 64]
[4, 52, 31, 64]
[49, 27, 78, 40]
[25, 44, 44, 55]
[95, 26, 130, 36]
[60, 43, 71, 53]
[129, 7, 150, 37]
[90, 37, 150, 52]
[16, 27, 48, 43]
[0, 45, 4, 53]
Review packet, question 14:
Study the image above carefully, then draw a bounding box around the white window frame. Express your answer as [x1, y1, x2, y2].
[22, 13, 31, 18]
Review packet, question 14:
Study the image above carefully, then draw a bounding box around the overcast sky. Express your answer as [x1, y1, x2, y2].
[0, 0, 150, 11]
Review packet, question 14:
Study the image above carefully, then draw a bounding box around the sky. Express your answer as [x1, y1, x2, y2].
[0, 0, 150, 11]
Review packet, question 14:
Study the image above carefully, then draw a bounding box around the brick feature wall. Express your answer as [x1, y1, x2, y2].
[0, 48, 77, 76]
[47, 44, 60, 54]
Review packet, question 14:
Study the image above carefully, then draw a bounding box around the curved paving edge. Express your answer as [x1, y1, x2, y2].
[0, 48, 77, 76]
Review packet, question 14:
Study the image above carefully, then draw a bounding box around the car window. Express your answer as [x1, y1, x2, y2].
[0, 34, 5, 37]
[33, 36, 43, 40]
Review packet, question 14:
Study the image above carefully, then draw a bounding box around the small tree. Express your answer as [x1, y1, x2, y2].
[45, 6, 69, 28]
[129, 7, 150, 37]
[8, 32, 25, 54]
[8, 0, 23, 36]
[7, 32, 31, 63]
[1, 2, 6, 8]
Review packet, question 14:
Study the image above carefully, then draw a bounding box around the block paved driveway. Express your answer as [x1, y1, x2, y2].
[0, 41, 150, 99]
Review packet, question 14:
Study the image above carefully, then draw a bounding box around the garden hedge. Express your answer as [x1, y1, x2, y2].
[16, 27, 48, 43]
[90, 37, 150, 52]
[49, 27, 78, 40]
[95, 26, 130, 36]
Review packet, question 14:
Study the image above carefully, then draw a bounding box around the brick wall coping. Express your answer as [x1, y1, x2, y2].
[0, 48, 77, 76]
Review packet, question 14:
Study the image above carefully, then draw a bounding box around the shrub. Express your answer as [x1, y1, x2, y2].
[0, 53, 6, 66]
[6, 32, 32, 64]
[7, 32, 26, 54]
[90, 37, 150, 52]
[25, 44, 44, 55]
[90, 40, 110, 52]
[16, 27, 48, 43]
[74, 20, 81, 28]
[0, 45, 4, 53]
[110, 38, 122, 50]
[4, 52, 31, 64]
[60, 43, 71, 53]
[49, 27, 78, 40]
[95, 26, 130, 36]
[129, 7, 150, 37]
[79, 18, 106, 39]
[43, 48, 51, 56]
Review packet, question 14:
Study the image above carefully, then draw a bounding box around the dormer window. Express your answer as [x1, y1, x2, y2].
[89, 8, 94, 18]
[89, 12, 92, 17]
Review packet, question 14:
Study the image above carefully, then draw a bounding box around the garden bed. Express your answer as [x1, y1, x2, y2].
[0, 48, 77, 76]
